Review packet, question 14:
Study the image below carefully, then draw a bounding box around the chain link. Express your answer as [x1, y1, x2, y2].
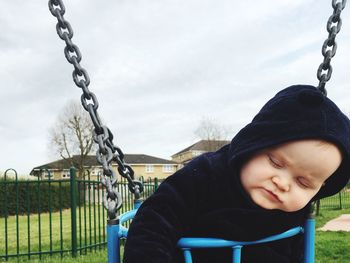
[48, 0, 143, 220]
[317, 0, 347, 95]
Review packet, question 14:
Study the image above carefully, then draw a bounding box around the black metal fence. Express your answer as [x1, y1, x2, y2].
[318, 188, 350, 210]
[0, 168, 157, 261]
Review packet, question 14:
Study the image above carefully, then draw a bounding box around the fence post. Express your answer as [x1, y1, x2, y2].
[15, 170, 19, 257]
[315, 200, 320, 216]
[70, 167, 78, 257]
[339, 191, 343, 209]
[4, 169, 19, 258]
[154, 177, 159, 191]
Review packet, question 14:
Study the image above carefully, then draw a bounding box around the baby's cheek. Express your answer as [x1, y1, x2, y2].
[292, 200, 308, 211]
[288, 192, 312, 211]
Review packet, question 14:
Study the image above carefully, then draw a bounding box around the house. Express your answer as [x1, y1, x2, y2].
[30, 154, 178, 181]
[171, 140, 230, 166]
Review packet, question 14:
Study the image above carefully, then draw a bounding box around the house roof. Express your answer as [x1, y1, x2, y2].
[31, 154, 177, 174]
[172, 140, 230, 157]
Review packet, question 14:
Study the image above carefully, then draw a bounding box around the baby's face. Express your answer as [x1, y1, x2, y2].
[240, 140, 342, 212]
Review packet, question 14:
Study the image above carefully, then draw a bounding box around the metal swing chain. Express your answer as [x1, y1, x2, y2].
[48, 0, 143, 221]
[317, 0, 347, 95]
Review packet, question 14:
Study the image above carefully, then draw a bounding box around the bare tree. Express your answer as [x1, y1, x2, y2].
[49, 100, 96, 177]
[194, 117, 230, 152]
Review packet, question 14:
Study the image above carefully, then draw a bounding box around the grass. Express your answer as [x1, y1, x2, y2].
[1, 249, 107, 262]
[316, 231, 350, 263]
[1, 207, 349, 262]
[315, 208, 350, 263]
[0, 206, 107, 259]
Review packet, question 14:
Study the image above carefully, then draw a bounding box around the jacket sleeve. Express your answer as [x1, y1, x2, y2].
[123, 166, 201, 263]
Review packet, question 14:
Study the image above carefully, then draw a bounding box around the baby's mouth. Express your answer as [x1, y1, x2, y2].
[263, 189, 282, 203]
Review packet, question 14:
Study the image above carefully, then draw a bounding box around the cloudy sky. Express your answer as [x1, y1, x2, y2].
[0, 0, 349, 175]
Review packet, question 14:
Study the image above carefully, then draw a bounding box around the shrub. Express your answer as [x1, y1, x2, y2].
[0, 179, 84, 217]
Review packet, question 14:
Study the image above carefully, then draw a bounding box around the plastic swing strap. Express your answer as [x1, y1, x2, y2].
[108, 219, 120, 263]
[304, 217, 315, 263]
[107, 199, 142, 263]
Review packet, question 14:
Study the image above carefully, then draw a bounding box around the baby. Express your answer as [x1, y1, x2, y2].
[124, 85, 350, 263]
[240, 139, 341, 212]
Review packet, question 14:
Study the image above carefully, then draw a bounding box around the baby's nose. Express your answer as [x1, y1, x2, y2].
[272, 176, 290, 192]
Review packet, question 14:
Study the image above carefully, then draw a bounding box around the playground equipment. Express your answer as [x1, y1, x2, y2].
[47, 1, 347, 262]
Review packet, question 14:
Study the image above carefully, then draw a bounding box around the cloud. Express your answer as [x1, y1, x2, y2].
[0, 0, 349, 174]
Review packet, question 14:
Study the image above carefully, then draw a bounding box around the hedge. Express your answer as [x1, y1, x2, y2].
[0, 179, 85, 217]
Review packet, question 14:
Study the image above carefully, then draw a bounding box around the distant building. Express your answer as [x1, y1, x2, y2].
[172, 140, 230, 166]
[30, 154, 178, 181]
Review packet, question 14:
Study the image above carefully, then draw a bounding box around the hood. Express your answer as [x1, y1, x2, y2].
[228, 84, 350, 200]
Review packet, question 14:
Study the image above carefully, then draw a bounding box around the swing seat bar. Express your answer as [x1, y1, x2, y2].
[177, 220, 314, 263]
[108, 205, 315, 263]
[177, 226, 303, 248]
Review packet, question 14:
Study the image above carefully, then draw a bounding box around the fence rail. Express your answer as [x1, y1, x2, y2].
[0, 168, 158, 261]
[318, 188, 350, 210]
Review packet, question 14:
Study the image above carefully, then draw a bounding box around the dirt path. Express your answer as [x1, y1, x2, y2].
[318, 214, 350, 231]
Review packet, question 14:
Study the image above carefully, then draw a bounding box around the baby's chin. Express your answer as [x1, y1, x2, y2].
[254, 200, 305, 212]
[251, 194, 309, 212]
[276, 204, 309, 213]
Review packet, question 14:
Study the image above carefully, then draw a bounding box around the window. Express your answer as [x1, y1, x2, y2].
[145, 165, 154, 173]
[163, 165, 174, 173]
[192, 150, 204, 157]
[61, 170, 70, 178]
[43, 171, 53, 178]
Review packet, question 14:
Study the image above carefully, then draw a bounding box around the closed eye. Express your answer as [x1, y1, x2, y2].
[296, 177, 309, 188]
[268, 155, 283, 168]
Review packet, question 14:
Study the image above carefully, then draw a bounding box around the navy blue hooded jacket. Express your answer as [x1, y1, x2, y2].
[124, 85, 350, 263]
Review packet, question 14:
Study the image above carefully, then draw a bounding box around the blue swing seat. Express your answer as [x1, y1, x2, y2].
[108, 202, 315, 263]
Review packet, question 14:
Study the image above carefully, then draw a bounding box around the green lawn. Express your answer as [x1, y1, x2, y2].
[315, 208, 350, 263]
[1, 249, 107, 262]
[1, 208, 349, 262]
[0, 206, 107, 259]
